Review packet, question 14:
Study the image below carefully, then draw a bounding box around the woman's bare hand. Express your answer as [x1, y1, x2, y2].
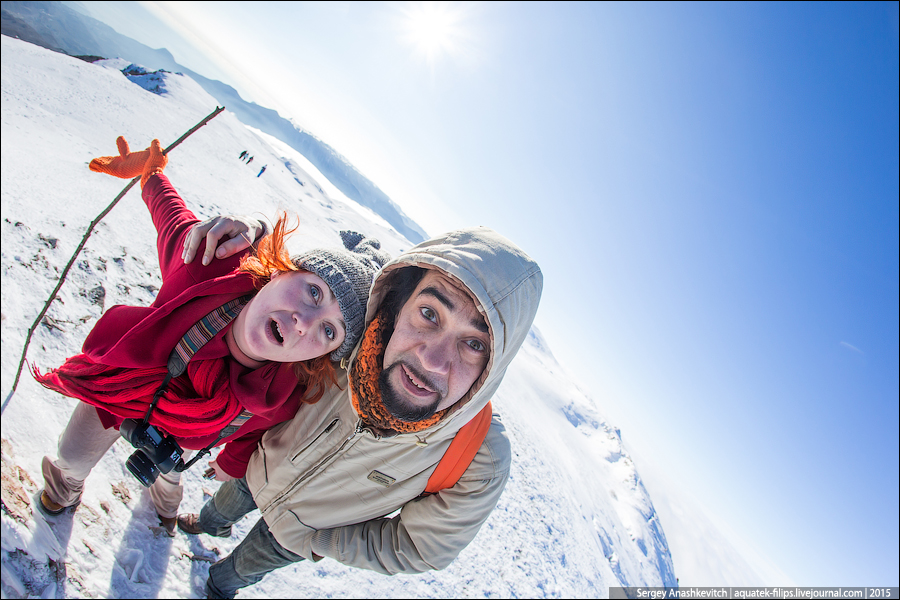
[203, 459, 235, 482]
[183, 215, 268, 266]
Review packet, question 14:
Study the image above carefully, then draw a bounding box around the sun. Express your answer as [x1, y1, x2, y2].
[401, 1, 467, 64]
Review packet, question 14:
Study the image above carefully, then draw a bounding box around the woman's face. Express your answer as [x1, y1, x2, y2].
[230, 270, 346, 365]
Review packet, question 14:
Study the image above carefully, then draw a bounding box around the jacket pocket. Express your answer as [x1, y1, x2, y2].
[291, 418, 340, 463]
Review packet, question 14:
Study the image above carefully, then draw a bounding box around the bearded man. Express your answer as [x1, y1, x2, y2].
[179, 219, 543, 599]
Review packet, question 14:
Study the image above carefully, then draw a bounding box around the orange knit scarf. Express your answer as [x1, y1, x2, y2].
[350, 313, 447, 433]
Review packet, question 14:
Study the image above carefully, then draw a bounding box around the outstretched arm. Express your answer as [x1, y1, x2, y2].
[307, 471, 509, 574]
[90, 136, 197, 281]
[295, 420, 512, 575]
[89, 137, 267, 271]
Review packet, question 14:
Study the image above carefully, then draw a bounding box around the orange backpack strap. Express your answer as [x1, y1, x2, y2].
[423, 402, 493, 496]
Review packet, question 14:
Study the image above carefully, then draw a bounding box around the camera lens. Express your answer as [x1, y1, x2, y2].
[126, 449, 160, 487]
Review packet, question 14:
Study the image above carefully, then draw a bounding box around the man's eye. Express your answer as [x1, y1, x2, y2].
[310, 285, 321, 301]
[324, 325, 335, 341]
[421, 307, 436, 322]
[467, 339, 486, 353]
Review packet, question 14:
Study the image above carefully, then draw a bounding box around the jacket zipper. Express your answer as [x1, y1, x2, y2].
[263, 419, 366, 514]
[290, 418, 339, 462]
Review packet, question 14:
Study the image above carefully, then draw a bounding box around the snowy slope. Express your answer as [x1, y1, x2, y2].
[1, 36, 676, 598]
[0, 0, 429, 244]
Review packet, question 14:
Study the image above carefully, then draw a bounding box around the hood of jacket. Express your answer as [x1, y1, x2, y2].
[348, 226, 543, 440]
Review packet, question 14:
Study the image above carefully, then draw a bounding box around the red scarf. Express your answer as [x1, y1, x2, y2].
[33, 353, 242, 439]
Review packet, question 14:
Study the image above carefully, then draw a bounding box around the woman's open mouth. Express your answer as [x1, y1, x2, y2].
[270, 319, 284, 344]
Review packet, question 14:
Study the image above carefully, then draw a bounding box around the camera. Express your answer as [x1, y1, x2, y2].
[120, 419, 185, 487]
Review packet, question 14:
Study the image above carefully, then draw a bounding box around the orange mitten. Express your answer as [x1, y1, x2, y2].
[140, 139, 168, 189]
[89, 136, 150, 180]
[89, 137, 168, 188]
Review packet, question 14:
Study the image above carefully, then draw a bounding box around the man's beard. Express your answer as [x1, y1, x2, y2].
[378, 362, 442, 422]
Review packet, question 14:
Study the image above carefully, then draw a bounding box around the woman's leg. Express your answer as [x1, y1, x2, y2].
[148, 449, 194, 519]
[42, 402, 120, 508]
[206, 516, 304, 599]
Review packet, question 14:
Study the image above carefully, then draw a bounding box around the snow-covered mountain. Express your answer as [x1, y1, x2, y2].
[0, 0, 428, 244]
[1, 35, 676, 598]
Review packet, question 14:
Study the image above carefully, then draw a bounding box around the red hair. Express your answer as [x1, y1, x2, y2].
[238, 212, 339, 404]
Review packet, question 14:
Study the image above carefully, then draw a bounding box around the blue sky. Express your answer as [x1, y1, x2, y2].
[78, 0, 899, 585]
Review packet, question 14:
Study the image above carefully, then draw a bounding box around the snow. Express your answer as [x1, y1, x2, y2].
[1, 36, 675, 598]
[634, 455, 794, 587]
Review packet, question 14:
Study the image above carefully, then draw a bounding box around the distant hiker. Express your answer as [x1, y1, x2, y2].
[239, 150, 247, 161]
[257, 165, 267, 178]
[33, 136, 388, 537]
[246, 156, 254, 165]
[175, 213, 543, 597]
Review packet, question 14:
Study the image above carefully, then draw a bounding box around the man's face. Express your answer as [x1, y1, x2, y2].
[380, 270, 491, 421]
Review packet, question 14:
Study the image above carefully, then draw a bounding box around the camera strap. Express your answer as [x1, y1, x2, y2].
[177, 408, 253, 471]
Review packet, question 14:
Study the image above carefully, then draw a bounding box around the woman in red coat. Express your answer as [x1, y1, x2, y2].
[33, 138, 389, 534]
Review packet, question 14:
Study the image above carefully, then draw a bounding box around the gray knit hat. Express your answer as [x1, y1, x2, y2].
[293, 231, 390, 361]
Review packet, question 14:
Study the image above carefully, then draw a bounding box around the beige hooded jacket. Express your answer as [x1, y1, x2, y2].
[245, 227, 543, 574]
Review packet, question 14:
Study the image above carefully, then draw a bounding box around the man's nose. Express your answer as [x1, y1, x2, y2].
[418, 334, 452, 375]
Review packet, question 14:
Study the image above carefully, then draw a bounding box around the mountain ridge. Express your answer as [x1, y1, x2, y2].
[0, 0, 427, 244]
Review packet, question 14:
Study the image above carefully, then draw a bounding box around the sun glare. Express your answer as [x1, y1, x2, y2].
[401, 2, 467, 64]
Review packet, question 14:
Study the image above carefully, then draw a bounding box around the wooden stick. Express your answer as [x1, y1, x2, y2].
[6, 106, 226, 401]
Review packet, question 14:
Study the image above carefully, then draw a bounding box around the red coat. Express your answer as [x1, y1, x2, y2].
[36, 174, 310, 478]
